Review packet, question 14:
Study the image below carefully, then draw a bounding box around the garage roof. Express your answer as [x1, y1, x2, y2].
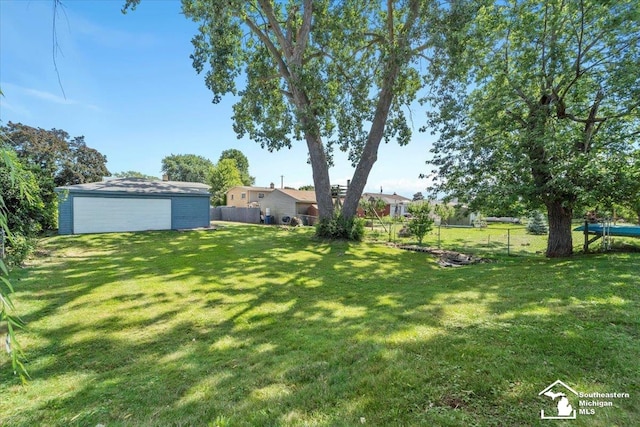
[56, 178, 211, 195]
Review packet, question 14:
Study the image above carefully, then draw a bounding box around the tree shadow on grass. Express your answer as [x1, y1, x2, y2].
[1, 225, 639, 426]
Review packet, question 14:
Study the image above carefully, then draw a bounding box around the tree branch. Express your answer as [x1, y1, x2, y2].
[292, 0, 313, 64]
[243, 18, 290, 80]
[257, 0, 292, 57]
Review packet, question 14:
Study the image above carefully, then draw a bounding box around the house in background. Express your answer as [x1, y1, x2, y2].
[56, 178, 211, 234]
[259, 188, 317, 225]
[361, 192, 412, 218]
[226, 184, 276, 207]
[432, 201, 480, 227]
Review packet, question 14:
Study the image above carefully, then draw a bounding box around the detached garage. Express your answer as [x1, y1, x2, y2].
[56, 178, 211, 235]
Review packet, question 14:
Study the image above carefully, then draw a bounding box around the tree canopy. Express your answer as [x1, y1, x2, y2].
[161, 154, 214, 183]
[209, 158, 243, 206]
[425, 0, 640, 257]
[113, 170, 159, 180]
[123, 0, 469, 226]
[1, 122, 110, 230]
[219, 149, 254, 186]
[1, 122, 110, 187]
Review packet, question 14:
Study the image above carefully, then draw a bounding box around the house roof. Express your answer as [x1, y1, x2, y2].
[56, 178, 211, 195]
[228, 185, 276, 192]
[274, 188, 317, 203]
[362, 192, 411, 204]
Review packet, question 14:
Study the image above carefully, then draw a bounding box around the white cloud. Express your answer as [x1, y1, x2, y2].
[4, 83, 102, 112]
[24, 87, 75, 105]
[0, 98, 32, 120]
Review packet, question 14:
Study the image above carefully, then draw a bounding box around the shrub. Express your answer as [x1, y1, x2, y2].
[406, 202, 434, 245]
[315, 213, 364, 241]
[526, 210, 549, 235]
[5, 233, 36, 267]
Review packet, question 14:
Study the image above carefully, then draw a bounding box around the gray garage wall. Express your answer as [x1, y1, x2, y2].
[172, 196, 210, 229]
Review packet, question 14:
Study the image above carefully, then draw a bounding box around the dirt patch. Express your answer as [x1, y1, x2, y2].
[440, 396, 467, 409]
[391, 244, 492, 267]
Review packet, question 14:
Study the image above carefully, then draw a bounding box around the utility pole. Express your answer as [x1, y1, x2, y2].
[280, 175, 284, 189]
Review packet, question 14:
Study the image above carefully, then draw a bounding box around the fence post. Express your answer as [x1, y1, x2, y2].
[507, 228, 510, 256]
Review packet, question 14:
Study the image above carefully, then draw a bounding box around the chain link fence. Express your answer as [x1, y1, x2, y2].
[367, 222, 588, 257]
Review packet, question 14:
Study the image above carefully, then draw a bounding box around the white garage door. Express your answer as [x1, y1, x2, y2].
[73, 197, 171, 234]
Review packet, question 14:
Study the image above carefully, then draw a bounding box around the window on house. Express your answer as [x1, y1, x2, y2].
[241, 193, 246, 199]
[231, 195, 234, 200]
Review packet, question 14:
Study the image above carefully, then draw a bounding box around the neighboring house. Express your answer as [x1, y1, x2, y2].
[361, 192, 412, 218]
[226, 185, 276, 207]
[432, 201, 480, 227]
[56, 178, 211, 234]
[259, 188, 317, 225]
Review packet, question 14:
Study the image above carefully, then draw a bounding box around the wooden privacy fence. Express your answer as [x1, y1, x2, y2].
[211, 207, 261, 224]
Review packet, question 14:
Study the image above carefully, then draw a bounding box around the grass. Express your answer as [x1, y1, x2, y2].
[1, 223, 639, 426]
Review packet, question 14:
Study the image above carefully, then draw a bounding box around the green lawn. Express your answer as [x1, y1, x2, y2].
[1, 223, 639, 426]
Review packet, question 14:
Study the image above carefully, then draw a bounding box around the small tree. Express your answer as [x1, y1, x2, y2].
[209, 159, 243, 206]
[407, 202, 434, 245]
[527, 210, 548, 235]
[218, 149, 254, 186]
[434, 203, 455, 226]
[360, 197, 386, 218]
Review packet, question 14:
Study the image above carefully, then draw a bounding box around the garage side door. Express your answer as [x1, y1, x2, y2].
[73, 197, 171, 234]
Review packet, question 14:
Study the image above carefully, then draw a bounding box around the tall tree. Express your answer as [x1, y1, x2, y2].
[124, 0, 468, 224]
[1, 122, 110, 230]
[160, 154, 214, 183]
[426, 0, 640, 257]
[209, 158, 243, 206]
[56, 138, 110, 186]
[219, 149, 255, 186]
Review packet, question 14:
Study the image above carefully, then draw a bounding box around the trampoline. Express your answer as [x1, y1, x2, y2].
[574, 222, 640, 251]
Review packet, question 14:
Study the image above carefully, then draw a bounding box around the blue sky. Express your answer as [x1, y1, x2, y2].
[1, 0, 437, 197]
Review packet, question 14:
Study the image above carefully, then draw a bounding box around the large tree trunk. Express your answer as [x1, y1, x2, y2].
[342, 64, 400, 219]
[305, 133, 334, 221]
[545, 200, 574, 257]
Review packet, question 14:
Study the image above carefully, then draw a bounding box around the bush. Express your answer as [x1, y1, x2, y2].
[407, 202, 434, 245]
[4, 233, 36, 267]
[526, 210, 549, 235]
[315, 213, 364, 241]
